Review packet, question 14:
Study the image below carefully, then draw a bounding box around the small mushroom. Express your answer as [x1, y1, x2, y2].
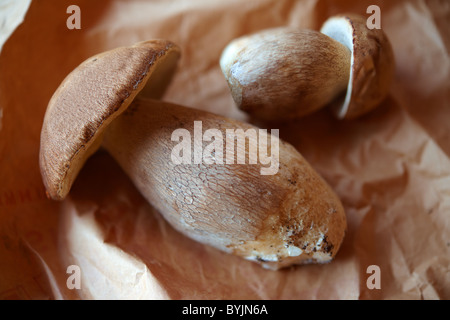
[220, 14, 394, 121]
[39, 40, 347, 269]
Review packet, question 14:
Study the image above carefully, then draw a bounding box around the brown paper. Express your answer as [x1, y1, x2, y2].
[0, 0, 448, 300]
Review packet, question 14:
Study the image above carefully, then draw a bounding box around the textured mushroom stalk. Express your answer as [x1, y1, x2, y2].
[102, 98, 347, 270]
[220, 28, 351, 121]
[220, 14, 395, 121]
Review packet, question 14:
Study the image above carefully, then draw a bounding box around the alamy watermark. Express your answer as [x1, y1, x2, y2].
[171, 121, 280, 175]
[65, 263, 381, 291]
[66, 265, 81, 290]
[66, 5, 81, 30]
[366, 265, 381, 290]
[66, 5, 382, 31]
[366, 5, 381, 30]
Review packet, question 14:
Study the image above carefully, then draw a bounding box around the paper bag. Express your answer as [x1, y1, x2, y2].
[0, 0, 448, 299]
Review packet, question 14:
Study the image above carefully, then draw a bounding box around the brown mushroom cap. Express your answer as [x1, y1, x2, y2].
[320, 14, 395, 119]
[39, 40, 180, 200]
[220, 28, 351, 121]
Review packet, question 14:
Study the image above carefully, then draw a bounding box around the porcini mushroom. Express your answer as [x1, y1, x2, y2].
[220, 14, 394, 121]
[40, 40, 347, 269]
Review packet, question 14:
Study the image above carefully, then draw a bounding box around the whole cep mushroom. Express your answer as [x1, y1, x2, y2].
[40, 40, 347, 270]
[220, 14, 395, 121]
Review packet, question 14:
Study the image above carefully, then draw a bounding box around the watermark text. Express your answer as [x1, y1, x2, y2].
[171, 121, 279, 175]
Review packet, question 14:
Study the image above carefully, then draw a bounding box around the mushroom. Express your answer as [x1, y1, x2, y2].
[40, 40, 347, 269]
[220, 14, 394, 121]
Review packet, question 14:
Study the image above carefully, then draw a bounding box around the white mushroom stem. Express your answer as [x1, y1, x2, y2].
[101, 98, 347, 270]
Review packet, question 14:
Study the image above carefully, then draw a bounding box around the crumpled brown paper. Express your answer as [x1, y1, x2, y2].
[0, 0, 449, 300]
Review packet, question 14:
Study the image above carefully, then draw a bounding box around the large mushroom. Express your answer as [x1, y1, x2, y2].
[39, 40, 347, 269]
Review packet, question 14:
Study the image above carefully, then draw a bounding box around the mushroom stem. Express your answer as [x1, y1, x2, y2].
[220, 28, 351, 121]
[101, 98, 347, 269]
